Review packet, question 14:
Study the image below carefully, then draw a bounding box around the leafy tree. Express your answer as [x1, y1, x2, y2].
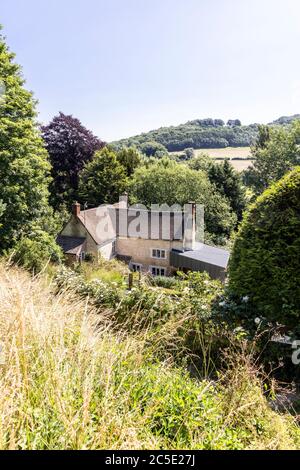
[188, 153, 214, 172]
[11, 227, 62, 273]
[227, 119, 242, 127]
[116, 146, 142, 177]
[189, 157, 246, 221]
[78, 147, 128, 206]
[0, 29, 53, 251]
[42, 112, 104, 209]
[113, 115, 300, 154]
[247, 122, 300, 194]
[207, 160, 246, 221]
[140, 141, 168, 158]
[129, 160, 236, 241]
[255, 124, 270, 149]
[271, 114, 300, 126]
[183, 148, 195, 160]
[229, 167, 300, 329]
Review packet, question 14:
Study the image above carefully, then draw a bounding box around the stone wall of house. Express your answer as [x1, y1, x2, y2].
[99, 241, 116, 260]
[116, 237, 184, 275]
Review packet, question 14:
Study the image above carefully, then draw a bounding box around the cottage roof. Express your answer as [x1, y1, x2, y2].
[56, 236, 86, 256]
[185, 242, 230, 269]
[77, 206, 188, 242]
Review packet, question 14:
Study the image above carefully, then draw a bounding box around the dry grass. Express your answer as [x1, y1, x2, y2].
[171, 147, 254, 171]
[0, 263, 299, 450]
[193, 147, 252, 159]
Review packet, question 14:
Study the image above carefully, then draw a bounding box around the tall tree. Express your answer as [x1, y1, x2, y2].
[207, 160, 246, 221]
[140, 141, 168, 158]
[0, 29, 53, 251]
[229, 167, 300, 329]
[42, 112, 104, 209]
[247, 122, 300, 194]
[116, 146, 142, 177]
[78, 147, 128, 206]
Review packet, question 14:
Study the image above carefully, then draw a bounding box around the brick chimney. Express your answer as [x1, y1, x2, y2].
[73, 202, 81, 217]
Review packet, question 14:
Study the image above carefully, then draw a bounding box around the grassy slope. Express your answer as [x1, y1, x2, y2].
[0, 263, 299, 450]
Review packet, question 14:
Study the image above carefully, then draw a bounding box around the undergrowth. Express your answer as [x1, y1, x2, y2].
[0, 263, 299, 449]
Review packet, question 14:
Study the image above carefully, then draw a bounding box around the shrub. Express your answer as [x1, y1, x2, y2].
[229, 167, 300, 329]
[148, 275, 179, 289]
[10, 229, 62, 273]
[84, 252, 97, 263]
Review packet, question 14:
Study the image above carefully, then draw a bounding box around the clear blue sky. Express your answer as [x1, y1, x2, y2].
[1, 0, 300, 141]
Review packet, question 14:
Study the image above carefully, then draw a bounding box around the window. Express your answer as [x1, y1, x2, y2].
[112, 240, 116, 255]
[150, 266, 166, 277]
[151, 249, 167, 259]
[131, 263, 142, 273]
[80, 252, 86, 262]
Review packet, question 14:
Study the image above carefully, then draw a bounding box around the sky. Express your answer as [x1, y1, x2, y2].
[1, 0, 300, 141]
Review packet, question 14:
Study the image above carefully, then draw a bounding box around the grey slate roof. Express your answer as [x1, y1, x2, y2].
[57, 236, 86, 256]
[170, 244, 230, 281]
[184, 243, 230, 269]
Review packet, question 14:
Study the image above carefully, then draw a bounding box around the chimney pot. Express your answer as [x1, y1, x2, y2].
[73, 202, 81, 217]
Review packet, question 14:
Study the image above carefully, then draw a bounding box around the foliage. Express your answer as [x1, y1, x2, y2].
[79, 256, 128, 287]
[55, 266, 224, 363]
[42, 112, 104, 210]
[140, 141, 168, 158]
[0, 31, 54, 251]
[188, 153, 213, 172]
[183, 147, 195, 159]
[207, 159, 246, 221]
[113, 115, 300, 156]
[271, 114, 300, 126]
[246, 122, 300, 194]
[10, 227, 62, 272]
[189, 157, 246, 221]
[227, 119, 242, 127]
[129, 159, 237, 241]
[112, 118, 259, 152]
[78, 147, 128, 206]
[148, 275, 180, 289]
[229, 167, 300, 329]
[115, 146, 142, 176]
[1, 263, 299, 449]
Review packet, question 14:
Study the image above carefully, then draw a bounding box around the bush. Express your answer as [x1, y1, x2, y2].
[11, 229, 62, 273]
[148, 275, 179, 289]
[229, 167, 300, 329]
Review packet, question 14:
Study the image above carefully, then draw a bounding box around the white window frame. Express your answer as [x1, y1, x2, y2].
[151, 248, 167, 260]
[150, 266, 166, 277]
[130, 262, 142, 273]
